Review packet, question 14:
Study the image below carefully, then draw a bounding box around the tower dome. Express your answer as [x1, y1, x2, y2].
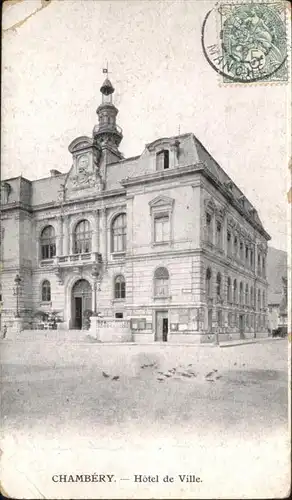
[93, 76, 123, 150]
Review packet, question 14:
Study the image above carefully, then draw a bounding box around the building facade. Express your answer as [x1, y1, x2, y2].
[0, 78, 270, 342]
[268, 277, 288, 333]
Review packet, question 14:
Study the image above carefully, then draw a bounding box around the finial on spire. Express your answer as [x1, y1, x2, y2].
[100, 63, 114, 95]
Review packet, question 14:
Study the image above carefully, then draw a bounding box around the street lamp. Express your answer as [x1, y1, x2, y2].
[13, 273, 22, 318]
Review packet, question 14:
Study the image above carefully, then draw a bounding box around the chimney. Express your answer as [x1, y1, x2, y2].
[50, 169, 62, 177]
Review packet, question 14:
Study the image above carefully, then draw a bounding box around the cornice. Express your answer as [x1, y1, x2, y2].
[120, 163, 205, 188]
[31, 188, 126, 213]
[201, 168, 271, 241]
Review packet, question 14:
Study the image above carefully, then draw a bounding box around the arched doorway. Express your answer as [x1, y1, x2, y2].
[71, 279, 92, 329]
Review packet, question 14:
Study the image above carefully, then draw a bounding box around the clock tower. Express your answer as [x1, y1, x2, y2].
[93, 77, 123, 158]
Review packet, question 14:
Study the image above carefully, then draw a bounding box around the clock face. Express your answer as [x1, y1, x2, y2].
[77, 155, 89, 171]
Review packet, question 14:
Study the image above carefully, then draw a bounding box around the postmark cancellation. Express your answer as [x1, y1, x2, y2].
[202, 1, 289, 84]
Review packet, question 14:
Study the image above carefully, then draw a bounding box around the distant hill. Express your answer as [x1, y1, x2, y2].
[267, 246, 287, 304]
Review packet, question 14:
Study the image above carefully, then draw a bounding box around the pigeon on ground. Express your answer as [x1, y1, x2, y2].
[206, 379, 215, 382]
[102, 371, 110, 378]
[157, 378, 164, 381]
[164, 374, 171, 378]
[112, 376, 119, 381]
[206, 371, 214, 378]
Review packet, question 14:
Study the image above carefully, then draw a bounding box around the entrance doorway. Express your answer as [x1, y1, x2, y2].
[239, 314, 244, 339]
[155, 310, 168, 342]
[71, 279, 92, 329]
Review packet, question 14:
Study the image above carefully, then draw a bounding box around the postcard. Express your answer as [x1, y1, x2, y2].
[1, 0, 291, 498]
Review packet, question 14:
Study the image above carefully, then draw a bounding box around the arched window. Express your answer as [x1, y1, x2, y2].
[206, 268, 212, 298]
[227, 277, 232, 303]
[239, 282, 243, 305]
[74, 220, 91, 254]
[112, 213, 127, 252]
[40, 226, 56, 260]
[245, 284, 249, 306]
[216, 272, 221, 298]
[156, 150, 169, 171]
[41, 280, 51, 302]
[114, 275, 126, 299]
[257, 289, 261, 310]
[233, 279, 237, 303]
[154, 267, 169, 297]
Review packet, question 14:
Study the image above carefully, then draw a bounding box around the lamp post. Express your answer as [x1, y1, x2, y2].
[13, 273, 22, 318]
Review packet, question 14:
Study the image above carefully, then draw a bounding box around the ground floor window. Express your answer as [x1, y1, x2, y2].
[217, 309, 222, 327]
[228, 312, 232, 327]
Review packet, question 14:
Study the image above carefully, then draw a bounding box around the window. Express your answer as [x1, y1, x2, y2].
[233, 279, 237, 303]
[250, 286, 254, 307]
[262, 257, 266, 277]
[245, 284, 249, 305]
[74, 220, 91, 254]
[206, 268, 212, 298]
[239, 282, 243, 305]
[206, 213, 212, 243]
[40, 226, 56, 259]
[156, 150, 169, 171]
[250, 248, 254, 268]
[154, 267, 169, 297]
[246, 314, 249, 329]
[240, 241, 244, 260]
[234, 236, 238, 257]
[216, 221, 222, 248]
[112, 213, 126, 252]
[228, 312, 232, 327]
[114, 275, 126, 299]
[41, 280, 51, 302]
[216, 272, 222, 298]
[227, 277, 232, 302]
[115, 312, 124, 319]
[227, 231, 232, 255]
[262, 291, 265, 308]
[257, 289, 261, 310]
[258, 254, 261, 276]
[245, 245, 249, 264]
[154, 215, 170, 243]
[217, 309, 222, 327]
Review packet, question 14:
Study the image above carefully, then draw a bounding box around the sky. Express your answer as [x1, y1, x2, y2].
[2, 0, 290, 251]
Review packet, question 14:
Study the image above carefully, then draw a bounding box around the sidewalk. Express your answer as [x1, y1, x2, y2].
[219, 336, 284, 348]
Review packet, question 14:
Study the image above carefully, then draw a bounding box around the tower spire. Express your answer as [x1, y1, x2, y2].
[93, 68, 123, 152]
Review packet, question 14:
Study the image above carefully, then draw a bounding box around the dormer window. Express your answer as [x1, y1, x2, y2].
[156, 150, 169, 171]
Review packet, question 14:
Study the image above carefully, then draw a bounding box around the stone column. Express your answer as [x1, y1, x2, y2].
[99, 208, 107, 260]
[63, 216, 70, 255]
[92, 210, 99, 253]
[56, 216, 63, 256]
[126, 196, 134, 253]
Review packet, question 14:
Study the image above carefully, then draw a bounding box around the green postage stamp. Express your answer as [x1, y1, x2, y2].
[202, 1, 289, 83]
